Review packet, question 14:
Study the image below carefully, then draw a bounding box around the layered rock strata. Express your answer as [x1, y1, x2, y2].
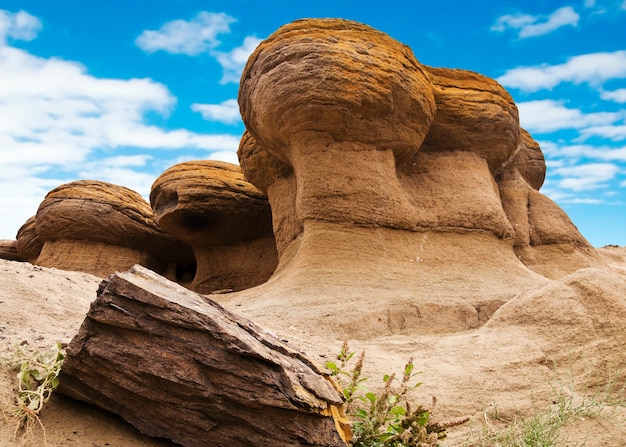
[16, 216, 43, 263]
[495, 130, 600, 279]
[35, 180, 193, 278]
[150, 161, 277, 294]
[229, 18, 602, 336]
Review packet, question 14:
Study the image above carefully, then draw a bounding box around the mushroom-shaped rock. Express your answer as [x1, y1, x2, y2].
[16, 216, 43, 263]
[150, 160, 278, 294]
[35, 180, 193, 278]
[240, 18, 435, 229]
[496, 130, 601, 279]
[228, 18, 549, 337]
[238, 130, 298, 256]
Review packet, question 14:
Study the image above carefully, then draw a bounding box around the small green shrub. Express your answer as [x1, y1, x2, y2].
[327, 340, 468, 447]
[2, 341, 65, 442]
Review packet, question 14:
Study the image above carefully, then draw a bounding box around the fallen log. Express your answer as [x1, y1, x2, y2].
[58, 265, 350, 447]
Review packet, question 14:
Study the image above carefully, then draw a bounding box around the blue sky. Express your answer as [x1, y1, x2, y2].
[0, 1, 625, 246]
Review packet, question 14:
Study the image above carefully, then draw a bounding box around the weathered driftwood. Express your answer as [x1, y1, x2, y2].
[58, 265, 349, 447]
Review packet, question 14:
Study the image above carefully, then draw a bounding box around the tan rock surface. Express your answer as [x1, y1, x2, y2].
[150, 160, 277, 293]
[35, 180, 193, 278]
[496, 130, 601, 279]
[2, 259, 625, 447]
[238, 130, 299, 256]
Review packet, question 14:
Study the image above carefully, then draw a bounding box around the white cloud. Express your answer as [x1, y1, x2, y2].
[542, 142, 626, 161]
[580, 125, 626, 141]
[135, 12, 235, 56]
[0, 9, 41, 43]
[622, 0, 626, 10]
[491, 6, 580, 38]
[135, 12, 261, 84]
[212, 36, 262, 84]
[192, 99, 240, 124]
[553, 163, 619, 191]
[517, 100, 621, 133]
[498, 50, 626, 92]
[585, 0, 596, 7]
[0, 44, 241, 160]
[0, 10, 243, 238]
[600, 88, 626, 102]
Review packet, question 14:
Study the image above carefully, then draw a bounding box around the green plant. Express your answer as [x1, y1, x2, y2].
[327, 340, 468, 447]
[2, 341, 65, 442]
[464, 362, 626, 447]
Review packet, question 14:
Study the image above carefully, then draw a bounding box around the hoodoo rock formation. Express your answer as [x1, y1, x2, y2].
[2, 17, 626, 447]
[150, 160, 277, 294]
[0, 18, 604, 337]
[228, 18, 602, 336]
[34, 180, 194, 278]
[239, 19, 436, 230]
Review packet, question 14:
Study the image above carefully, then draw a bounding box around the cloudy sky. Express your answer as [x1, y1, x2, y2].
[0, 0, 625, 246]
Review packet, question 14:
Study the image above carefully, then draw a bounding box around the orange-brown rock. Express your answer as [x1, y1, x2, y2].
[421, 67, 520, 172]
[59, 265, 349, 447]
[16, 215, 43, 263]
[150, 161, 277, 294]
[240, 18, 436, 230]
[231, 18, 610, 337]
[234, 18, 550, 336]
[35, 180, 193, 278]
[0, 239, 20, 261]
[496, 130, 601, 278]
[395, 67, 520, 238]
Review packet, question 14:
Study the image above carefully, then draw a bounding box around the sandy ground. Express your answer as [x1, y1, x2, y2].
[1, 253, 625, 447]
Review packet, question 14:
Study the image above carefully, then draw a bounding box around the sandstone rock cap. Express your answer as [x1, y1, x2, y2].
[0, 240, 20, 261]
[150, 160, 273, 245]
[36, 180, 187, 261]
[422, 67, 520, 172]
[240, 18, 436, 163]
[238, 130, 292, 194]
